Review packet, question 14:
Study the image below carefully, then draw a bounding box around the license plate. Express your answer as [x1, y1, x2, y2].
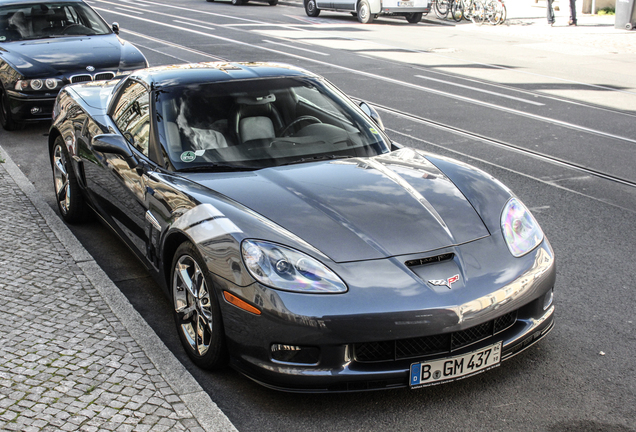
[410, 341, 502, 388]
[397, 1, 414, 6]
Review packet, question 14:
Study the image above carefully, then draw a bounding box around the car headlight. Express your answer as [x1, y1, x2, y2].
[15, 78, 63, 91]
[501, 198, 544, 257]
[241, 240, 347, 293]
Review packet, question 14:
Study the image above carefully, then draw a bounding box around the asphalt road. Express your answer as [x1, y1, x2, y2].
[2, 0, 635, 430]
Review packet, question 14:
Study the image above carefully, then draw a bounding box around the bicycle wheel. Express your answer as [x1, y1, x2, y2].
[434, 0, 450, 19]
[468, 0, 485, 24]
[497, 2, 507, 24]
[450, 0, 463, 22]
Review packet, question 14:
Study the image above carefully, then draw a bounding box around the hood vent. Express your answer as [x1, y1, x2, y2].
[405, 253, 454, 268]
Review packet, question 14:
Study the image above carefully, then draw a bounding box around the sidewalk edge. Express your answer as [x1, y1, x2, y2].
[0, 145, 238, 432]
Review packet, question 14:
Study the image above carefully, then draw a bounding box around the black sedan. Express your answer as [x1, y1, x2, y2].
[48, 62, 556, 392]
[0, 0, 147, 130]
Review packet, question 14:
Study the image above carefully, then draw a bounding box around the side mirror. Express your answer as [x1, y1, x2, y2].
[359, 102, 385, 131]
[112, 22, 120, 35]
[92, 134, 138, 170]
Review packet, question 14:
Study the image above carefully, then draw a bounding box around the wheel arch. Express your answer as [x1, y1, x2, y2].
[363, 0, 382, 14]
[48, 128, 62, 161]
[161, 230, 192, 288]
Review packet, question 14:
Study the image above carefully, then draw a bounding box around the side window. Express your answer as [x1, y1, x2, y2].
[112, 81, 151, 156]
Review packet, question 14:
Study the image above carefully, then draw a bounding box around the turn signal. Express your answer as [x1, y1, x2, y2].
[223, 291, 261, 315]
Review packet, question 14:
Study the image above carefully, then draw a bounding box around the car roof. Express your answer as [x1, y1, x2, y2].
[0, 0, 86, 6]
[128, 62, 321, 89]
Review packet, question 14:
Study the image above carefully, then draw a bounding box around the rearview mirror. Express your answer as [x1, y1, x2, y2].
[359, 102, 385, 131]
[112, 22, 120, 35]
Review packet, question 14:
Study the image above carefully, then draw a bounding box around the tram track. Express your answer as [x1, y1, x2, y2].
[374, 103, 636, 189]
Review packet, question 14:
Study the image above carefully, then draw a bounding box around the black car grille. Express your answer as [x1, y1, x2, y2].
[95, 72, 115, 81]
[354, 310, 518, 363]
[70, 72, 115, 83]
[71, 75, 92, 83]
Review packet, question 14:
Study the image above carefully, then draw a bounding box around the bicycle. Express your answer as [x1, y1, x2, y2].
[434, 0, 451, 19]
[484, 0, 506, 25]
[450, 0, 485, 24]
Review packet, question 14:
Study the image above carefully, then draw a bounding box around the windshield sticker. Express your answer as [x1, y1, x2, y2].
[180, 151, 196, 163]
[369, 127, 379, 135]
[195, 150, 205, 156]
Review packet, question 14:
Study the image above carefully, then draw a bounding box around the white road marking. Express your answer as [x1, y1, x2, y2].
[415, 75, 545, 106]
[262, 40, 329, 56]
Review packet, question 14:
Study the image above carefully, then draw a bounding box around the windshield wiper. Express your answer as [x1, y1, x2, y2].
[177, 163, 257, 173]
[280, 155, 354, 166]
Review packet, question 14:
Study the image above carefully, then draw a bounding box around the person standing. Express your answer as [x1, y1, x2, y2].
[568, 0, 577, 25]
[547, 0, 555, 25]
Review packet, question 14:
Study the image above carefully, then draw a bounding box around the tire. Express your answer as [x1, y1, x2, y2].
[0, 86, 22, 131]
[206, 0, 214, 2]
[405, 12, 423, 23]
[450, 0, 463, 21]
[304, 0, 320, 17]
[231, 0, 243, 5]
[269, 0, 278, 4]
[171, 242, 227, 370]
[51, 136, 91, 223]
[497, 2, 506, 24]
[357, 0, 374, 23]
[434, 0, 449, 19]
[468, 0, 485, 24]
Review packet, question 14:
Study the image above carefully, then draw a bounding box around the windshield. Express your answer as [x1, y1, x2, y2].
[0, 2, 111, 42]
[155, 77, 391, 171]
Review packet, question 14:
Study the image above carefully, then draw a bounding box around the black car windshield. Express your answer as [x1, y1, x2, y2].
[155, 77, 391, 171]
[0, 2, 111, 42]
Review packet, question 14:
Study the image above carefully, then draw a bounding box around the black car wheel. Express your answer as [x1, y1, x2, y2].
[269, 0, 278, 4]
[0, 86, 22, 131]
[172, 242, 227, 370]
[304, 0, 320, 17]
[357, 0, 374, 23]
[405, 12, 423, 23]
[51, 137, 91, 223]
[231, 0, 243, 5]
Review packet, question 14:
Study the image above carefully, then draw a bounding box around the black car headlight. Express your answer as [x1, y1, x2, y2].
[501, 198, 544, 257]
[15, 78, 63, 91]
[241, 240, 347, 293]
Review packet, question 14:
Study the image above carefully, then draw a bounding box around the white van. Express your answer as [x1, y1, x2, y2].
[303, 0, 431, 23]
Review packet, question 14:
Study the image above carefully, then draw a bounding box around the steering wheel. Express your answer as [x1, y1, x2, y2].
[62, 24, 89, 35]
[280, 116, 322, 137]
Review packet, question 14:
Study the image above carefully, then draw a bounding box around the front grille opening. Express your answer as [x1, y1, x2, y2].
[354, 310, 518, 363]
[71, 75, 92, 83]
[70, 72, 115, 84]
[405, 253, 454, 268]
[94, 72, 115, 81]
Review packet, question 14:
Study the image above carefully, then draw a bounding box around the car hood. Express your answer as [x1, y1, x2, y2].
[3, 34, 124, 76]
[194, 149, 490, 263]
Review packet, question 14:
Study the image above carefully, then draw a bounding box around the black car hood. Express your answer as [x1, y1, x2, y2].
[194, 149, 490, 263]
[3, 34, 123, 76]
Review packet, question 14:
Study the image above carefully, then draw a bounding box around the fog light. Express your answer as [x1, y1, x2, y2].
[543, 289, 554, 310]
[271, 344, 320, 365]
[31, 107, 41, 115]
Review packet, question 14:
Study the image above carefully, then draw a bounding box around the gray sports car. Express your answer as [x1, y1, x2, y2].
[49, 62, 555, 392]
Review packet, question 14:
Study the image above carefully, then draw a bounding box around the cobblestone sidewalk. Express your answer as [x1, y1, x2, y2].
[0, 149, 236, 432]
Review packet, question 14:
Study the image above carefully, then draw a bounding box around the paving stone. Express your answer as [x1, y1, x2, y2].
[0, 165, 206, 432]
